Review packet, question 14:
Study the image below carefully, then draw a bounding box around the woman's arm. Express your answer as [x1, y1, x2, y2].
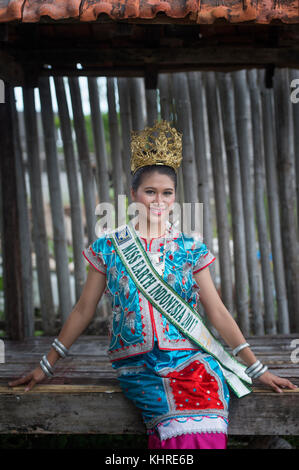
[45, 264, 107, 368]
[193, 267, 297, 393]
[8, 264, 107, 391]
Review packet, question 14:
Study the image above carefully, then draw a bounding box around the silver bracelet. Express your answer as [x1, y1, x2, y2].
[40, 358, 54, 378]
[232, 342, 250, 357]
[54, 338, 69, 357]
[52, 342, 67, 358]
[251, 365, 268, 379]
[245, 360, 262, 376]
[248, 362, 263, 377]
[52, 338, 69, 358]
[42, 355, 54, 375]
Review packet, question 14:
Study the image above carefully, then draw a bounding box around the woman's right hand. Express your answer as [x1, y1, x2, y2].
[8, 366, 47, 392]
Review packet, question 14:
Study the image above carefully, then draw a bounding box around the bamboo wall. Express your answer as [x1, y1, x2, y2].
[1, 68, 298, 339]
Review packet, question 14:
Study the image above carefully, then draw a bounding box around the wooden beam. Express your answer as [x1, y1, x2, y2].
[0, 51, 24, 86]
[0, 384, 298, 435]
[9, 46, 299, 69]
[1, 331, 298, 435]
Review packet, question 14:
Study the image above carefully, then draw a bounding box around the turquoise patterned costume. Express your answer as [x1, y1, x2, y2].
[82, 222, 230, 441]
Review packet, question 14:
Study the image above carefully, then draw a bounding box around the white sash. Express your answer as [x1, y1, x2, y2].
[110, 222, 252, 398]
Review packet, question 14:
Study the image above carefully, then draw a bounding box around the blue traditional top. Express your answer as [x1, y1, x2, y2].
[82, 222, 216, 362]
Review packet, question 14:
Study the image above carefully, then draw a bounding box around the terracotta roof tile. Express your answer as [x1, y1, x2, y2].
[0, 0, 298, 24]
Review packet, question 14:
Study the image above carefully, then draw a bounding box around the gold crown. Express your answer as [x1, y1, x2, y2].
[130, 120, 183, 175]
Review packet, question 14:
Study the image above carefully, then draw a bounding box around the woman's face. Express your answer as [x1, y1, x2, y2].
[131, 171, 176, 229]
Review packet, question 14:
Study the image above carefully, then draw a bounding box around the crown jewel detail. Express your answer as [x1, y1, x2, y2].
[130, 120, 183, 175]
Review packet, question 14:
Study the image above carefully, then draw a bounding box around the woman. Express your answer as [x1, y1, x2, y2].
[8, 120, 296, 449]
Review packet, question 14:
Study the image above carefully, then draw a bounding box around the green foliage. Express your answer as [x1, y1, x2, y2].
[34, 330, 44, 337]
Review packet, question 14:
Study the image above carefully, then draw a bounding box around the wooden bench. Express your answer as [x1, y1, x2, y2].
[0, 334, 298, 436]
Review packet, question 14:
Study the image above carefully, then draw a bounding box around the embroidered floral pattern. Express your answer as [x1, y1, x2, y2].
[82, 224, 216, 360]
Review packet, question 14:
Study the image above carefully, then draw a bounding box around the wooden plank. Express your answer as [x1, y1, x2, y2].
[0, 383, 298, 435]
[106, 77, 124, 209]
[53, 76, 86, 302]
[187, 71, 214, 270]
[87, 77, 110, 205]
[38, 76, 73, 322]
[145, 88, 158, 126]
[274, 68, 299, 332]
[216, 72, 250, 333]
[203, 71, 234, 314]
[290, 68, 299, 233]
[233, 70, 264, 335]
[11, 84, 34, 337]
[172, 72, 199, 204]
[68, 77, 97, 244]
[129, 77, 146, 132]
[0, 335, 298, 434]
[10, 46, 299, 70]
[117, 77, 133, 203]
[22, 86, 56, 334]
[259, 71, 290, 334]
[247, 69, 277, 334]
[0, 82, 24, 340]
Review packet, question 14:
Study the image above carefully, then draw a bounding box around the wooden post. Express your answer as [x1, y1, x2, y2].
[158, 74, 172, 122]
[187, 71, 215, 280]
[216, 72, 250, 335]
[233, 70, 264, 335]
[172, 72, 199, 205]
[247, 70, 276, 334]
[87, 77, 110, 205]
[106, 77, 124, 219]
[129, 77, 146, 132]
[22, 85, 55, 335]
[38, 76, 73, 323]
[53, 77, 86, 301]
[289, 68, 299, 235]
[117, 77, 133, 205]
[0, 82, 24, 340]
[273, 68, 299, 332]
[259, 69, 290, 334]
[11, 86, 34, 337]
[145, 88, 158, 127]
[68, 77, 97, 244]
[166, 74, 185, 209]
[204, 72, 234, 315]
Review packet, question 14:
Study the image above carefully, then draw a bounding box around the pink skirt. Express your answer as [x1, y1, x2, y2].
[148, 431, 227, 449]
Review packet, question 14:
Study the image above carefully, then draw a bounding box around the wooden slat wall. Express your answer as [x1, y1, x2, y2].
[233, 70, 264, 336]
[38, 77, 73, 323]
[22, 86, 56, 335]
[247, 70, 276, 335]
[53, 77, 86, 302]
[1, 68, 298, 339]
[259, 71, 290, 334]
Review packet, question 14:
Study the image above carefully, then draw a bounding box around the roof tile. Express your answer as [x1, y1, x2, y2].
[0, 0, 298, 24]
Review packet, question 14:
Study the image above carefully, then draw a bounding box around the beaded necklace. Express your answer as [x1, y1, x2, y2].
[134, 220, 172, 277]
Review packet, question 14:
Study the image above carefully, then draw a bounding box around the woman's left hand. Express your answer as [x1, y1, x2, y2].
[257, 370, 298, 393]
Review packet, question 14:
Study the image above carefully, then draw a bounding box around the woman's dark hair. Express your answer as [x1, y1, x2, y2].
[131, 165, 177, 193]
